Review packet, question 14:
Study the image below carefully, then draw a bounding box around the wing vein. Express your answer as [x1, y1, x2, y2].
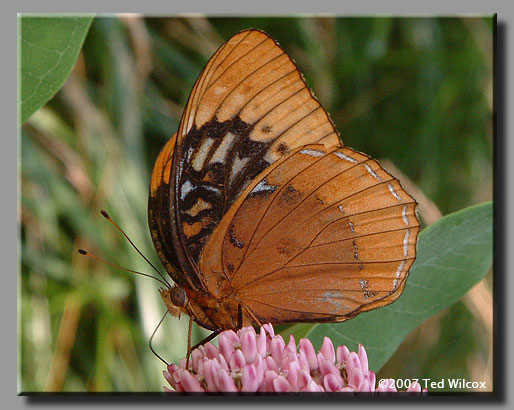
[241, 158, 385, 267]
[229, 146, 342, 279]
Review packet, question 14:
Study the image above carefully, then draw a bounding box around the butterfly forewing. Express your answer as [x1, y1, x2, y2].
[199, 145, 419, 324]
[168, 29, 341, 278]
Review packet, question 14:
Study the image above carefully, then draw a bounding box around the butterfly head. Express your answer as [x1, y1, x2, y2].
[159, 286, 188, 318]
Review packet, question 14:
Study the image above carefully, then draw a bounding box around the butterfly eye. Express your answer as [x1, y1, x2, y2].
[171, 286, 188, 307]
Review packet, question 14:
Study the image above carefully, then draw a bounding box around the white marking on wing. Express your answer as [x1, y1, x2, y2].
[388, 183, 402, 201]
[229, 156, 250, 185]
[251, 178, 278, 195]
[359, 279, 368, 290]
[338, 205, 344, 215]
[403, 229, 410, 257]
[299, 148, 325, 157]
[185, 113, 194, 134]
[364, 163, 382, 181]
[214, 86, 227, 95]
[210, 132, 236, 164]
[334, 151, 358, 163]
[393, 260, 407, 290]
[192, 138, 215, 171]
[180, 180, 195, 201]
[185, 146, 195, 162]
[204, 185, 221, 195]
[348, 221, 355, 233]
[402, 205, 409, 226]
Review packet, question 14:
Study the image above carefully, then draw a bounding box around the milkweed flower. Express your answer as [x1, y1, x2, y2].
[163, 324, 426, 394]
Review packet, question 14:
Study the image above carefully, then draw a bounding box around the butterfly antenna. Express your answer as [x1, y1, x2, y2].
[149, 310, 169, 366]
[77, 249, 169, 288]
[100, 210, 171, 288]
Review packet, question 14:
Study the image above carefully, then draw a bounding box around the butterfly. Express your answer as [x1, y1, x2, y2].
[148, 29, 419, 350]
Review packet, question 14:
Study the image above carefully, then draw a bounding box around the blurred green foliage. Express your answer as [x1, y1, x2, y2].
[20, 16, 493, 392]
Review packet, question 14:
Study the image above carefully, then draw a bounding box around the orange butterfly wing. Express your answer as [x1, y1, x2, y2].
[150, 29, 340, 294]
[149, 29, 419, 330]
[199, 145, 419, 324]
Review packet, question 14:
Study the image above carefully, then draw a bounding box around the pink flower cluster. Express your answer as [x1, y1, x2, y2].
[163, 324, 425, 394]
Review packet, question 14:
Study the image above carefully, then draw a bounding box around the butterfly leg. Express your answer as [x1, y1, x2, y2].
[185, 318, 221, 369]
[190, 329, 221, 352]
[186, 316, 193, 369]
[238, 301, 263, 327]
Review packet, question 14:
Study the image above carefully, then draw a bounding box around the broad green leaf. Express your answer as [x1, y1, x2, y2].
[19, 15, 93, 124]
[279, 202, 493, 371]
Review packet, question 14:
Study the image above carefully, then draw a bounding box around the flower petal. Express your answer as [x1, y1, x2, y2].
[240, 329, 257, 364]
[286, 360, 300, 390]
[318, 356, 342, 382]
[299, 338, 318, 371]
[298, 348, 310, 372]
[256, 327, 267, 356]
[407, 382, 422, 394]
[262, 323, 275, 338]
[286, 334, 296, 353]
[163, 370, 175, 389]
[259, 370, 278, 392]
[179, 369, 204, 392]
[357, 344, 369, 374]
[218, 332, 235, 361]
[253, 354, 264, 384]
[347, 366, 363, 391]
[273, 375, 293, 392]
[217, 352, 229, 370]
[204, 342, 220, 360]
[304, 380, 324, 392]
[377, 378, 397, 393]
[241, 364, 259, 392]
[320, 337, 335, 363]
[191, 349, 203, 373]
[336, 345, 350, 364]
[215, 368, 238, 392]
[230, 348, 246, 371]
[202, 359, 219, 392]
[324, 373, 342, 392]
[297, 369, 312, 391]
[270, 335, 285, 366]
[345, 352, 361, 376]
[263, 355, 279, 373]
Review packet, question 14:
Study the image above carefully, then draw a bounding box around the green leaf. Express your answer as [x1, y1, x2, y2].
[19, 15, 93, 124]
[278, 202, 493, 371]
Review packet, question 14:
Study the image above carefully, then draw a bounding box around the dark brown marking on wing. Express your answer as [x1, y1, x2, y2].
[280, 185, 301, 205]
[175, 116, 272, 265]
[229, 225, 245, 248]
[277, 143, 288, 154]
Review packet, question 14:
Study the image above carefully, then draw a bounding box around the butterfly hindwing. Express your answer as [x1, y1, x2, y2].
[199, 144, 420, 324]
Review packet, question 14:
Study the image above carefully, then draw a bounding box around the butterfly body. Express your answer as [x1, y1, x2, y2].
[148, 29, 419, 336]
